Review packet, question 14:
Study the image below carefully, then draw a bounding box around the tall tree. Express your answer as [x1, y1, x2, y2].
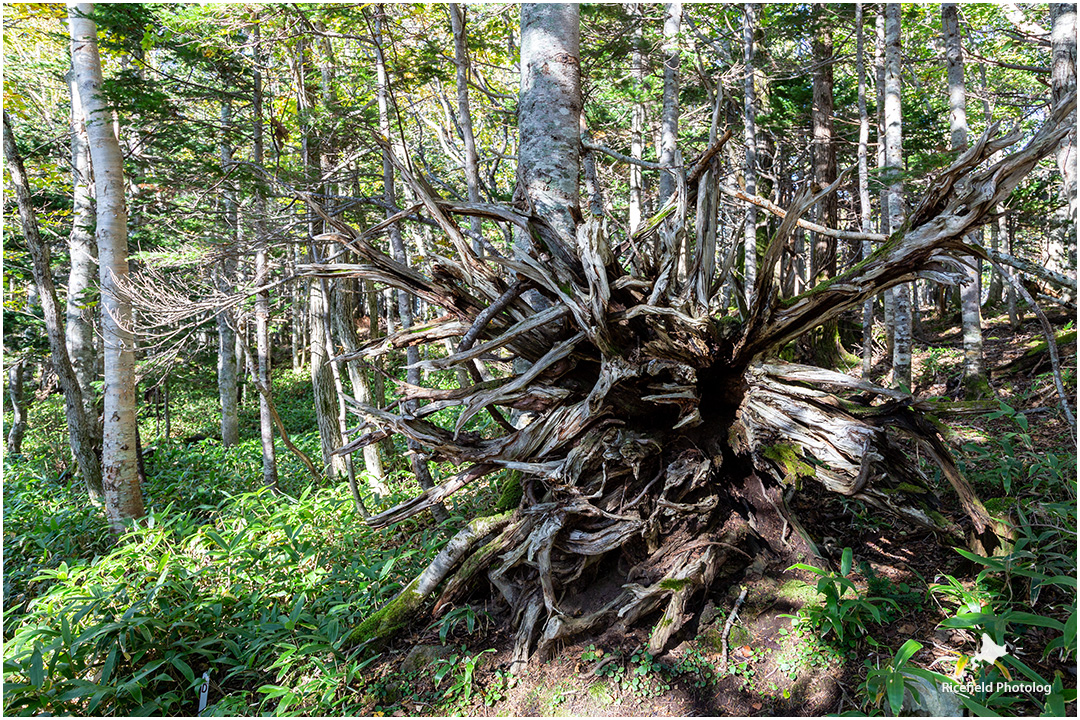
[628, 3, 645, 234]
[216, 98, 240, 446]
[65, 66, 98, 420]
[856, 3, 874, 378]
[517, 3, 581, 243]
[4, 116, 102, 497]
[742, 3, 758, 307]
[884, 3, 911, 389]
[943, 3, 986, 396]
[448, 4, 483, 255]
[1049, 3, 1077, 304]
[67, 2, 144, 529]
[658, 2, 681, 205]
[251, 16, 278, 490]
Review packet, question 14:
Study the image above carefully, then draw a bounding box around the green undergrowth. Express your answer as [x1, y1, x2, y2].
[1, 362, 509, 716]
[1, 451, 457, 715]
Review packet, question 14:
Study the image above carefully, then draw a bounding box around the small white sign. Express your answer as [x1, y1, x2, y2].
[198, 671, 210, 715]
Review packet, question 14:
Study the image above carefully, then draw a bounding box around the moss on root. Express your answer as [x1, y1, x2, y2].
[346, 577, 422, 649]
[495, 471, 523, 512]
[762, 443, 816, 486]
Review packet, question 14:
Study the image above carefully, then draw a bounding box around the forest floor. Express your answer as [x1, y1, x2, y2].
[356, 308, 1078, 717]
[3, 308, 1075, 717]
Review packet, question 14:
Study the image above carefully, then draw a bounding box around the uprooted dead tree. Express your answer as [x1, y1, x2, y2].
[296, 94, 1074, 668]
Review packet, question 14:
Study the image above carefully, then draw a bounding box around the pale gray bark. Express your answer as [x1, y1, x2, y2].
[629, 4, 645, 234]
[6, 359, 28, 455]
[449, 4, 483, 254]
[518, 3, 581, 244]
[331, 279, 386, 489]
[659, 2, 682, 204]
[299, 33, 346, 483]
[68, 2, 143, 528]
[943, 3, 985, 388]
[876, 6, 894, 361]
[884, 3, 911, 389]
[251, 18, 278, 490]
[217, 99, 239, 446]
[1050, 4, 1077, 303]
[856, 3, 874, 378]
[66, 69, 98, 418]
[742, 4, 758, 307]
[310, 275, 346, 478]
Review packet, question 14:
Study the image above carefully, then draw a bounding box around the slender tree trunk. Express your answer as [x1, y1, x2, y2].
[807, 3, 842, 366]
[1050, 4, 1077, 304]
[884, 3, 911, 389]
[659, 2, 681, 207]
[856, 3, 875, 378]
[629, 4, 645, 235]
[68, 2, 143, 528]
[6, 359, 28, 455]
[66, 68, 98, 421]
[298, 32, 346, 482]
[377, 4, 447, 521]
[449, 4, 483, 255]
[217, 99, 240, 446]
[252, 18, 278, 490]
[943, 3, 986, 396]
[811, 5, 837, 281]
[742, 4, 758, 307]
[332, 277, 387, 490]
[876, 6, 894, 361]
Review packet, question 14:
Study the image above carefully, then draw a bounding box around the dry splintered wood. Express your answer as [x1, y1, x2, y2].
[317, 93, 1074, 663]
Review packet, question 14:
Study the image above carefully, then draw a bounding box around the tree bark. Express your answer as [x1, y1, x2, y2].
[6, 359, 28, 456]
[943, 3, 986, 396]
[856, 3, 875, 378]
[1049, 4, 1077, 304]
[629, 4, 645, 234]
[217, 99, 240, 446]
[68, 2, 143, 529]
[517, 3, 581, 245]
[659, 2, 682, 206]
[449, 4, 483, 255]
[66, 68, 98, 421]
[884, 3, 911, 389]
[742, 4, 758, 307]
[251, 16, 278, 490]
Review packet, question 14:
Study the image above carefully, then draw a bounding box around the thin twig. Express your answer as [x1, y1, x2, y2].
[719, 585, 748, 673]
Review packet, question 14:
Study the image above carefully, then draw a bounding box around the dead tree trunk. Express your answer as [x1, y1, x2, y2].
[300, 10, 1074, 667]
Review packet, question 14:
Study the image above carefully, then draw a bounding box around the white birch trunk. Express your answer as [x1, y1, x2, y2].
[68, 2, 144, 530]
[943, 3, 985, 391]
[856, 3, 875, 378]
[217, 99, 239, 446]
[884, 4, 911, 389]
[742, 4, 758, 308]
[518, 3, 581, 244]
[659, 2, 681, 206]
[377, 4, 447, 520]
[629, 4, 645, 234]
[66, 69, 98, 419]
[1050, 4, 1077, 303]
